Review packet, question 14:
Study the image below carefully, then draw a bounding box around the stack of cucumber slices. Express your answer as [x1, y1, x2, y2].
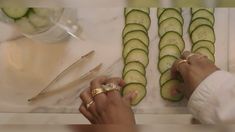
[190, 8, 215, 62]
[157, 8, 185, 102]
[122, 8, 151, 106]
[1, 7, 62, 34]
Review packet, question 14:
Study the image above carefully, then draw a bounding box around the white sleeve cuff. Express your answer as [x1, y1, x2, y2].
[187, 70, 235, 124]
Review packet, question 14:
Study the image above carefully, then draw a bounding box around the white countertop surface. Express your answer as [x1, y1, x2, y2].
[0, 8, 234, 125]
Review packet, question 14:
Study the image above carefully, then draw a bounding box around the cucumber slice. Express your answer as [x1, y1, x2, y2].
[161, 79, 184, 102]
[122, 83, 146, 106]
[158, 55, 178, 74]
[124, 8, 150, 16]
[28, 12, 51, 28]
[123, 70, 147, 86]
[189, 17, 213, 34]
[159, 31, 185, 52]
[192, 40, 215, 54]
[125, 49, 149, 67]
[15, 17, 36, 34]
[157, 8, 182, 18]
[123, 61, 146, 77]
[33, 8, 53, 17]
[2, 7, 29, 19]
[123, 30, 149, 47]
[125, 10, 151, 30]
[160, 69, 172, 86]
[159, 45, 181, 59]
[158, 9, 184, 25]
[122, 23, 147, 37]
[159, 17, 183, 37]
[192, 8, 214, 14]
[194, 47, 215, 62]
[123, 39, 148, 58]
[191, 25, 215, 44]
[192, 10, 214, 25]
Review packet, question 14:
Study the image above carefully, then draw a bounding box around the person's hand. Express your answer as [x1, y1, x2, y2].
[171, 51, 219, 99]
[79, 76, 137, 124]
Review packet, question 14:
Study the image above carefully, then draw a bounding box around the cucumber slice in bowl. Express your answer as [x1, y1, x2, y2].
[159, 17, 183, 37]
[122, 83, 146, 106]
[159, 45, 181, 59]
[191, 9, 215, 25]
[125, 10, 151, 30]
[192, 40, 215, 54]
[191, 25, 215, 44]
[194, 47, 215, 62]
[123, 61, 146, 77]
[158, 55, 178, 74]
[15, 17, 36, 34]
[123, 70, 147, 86]
[157, 8, 182, 18]
[161, 79, 184, 102]
[125, 49, 149, 67]
[189, 17, 213, 34]
[123, 30, 149, 47]
[123, 39, 148, 58]
[122, 23, 147, 37]
[159, 31, 185, 52]
[28, 12, 51, 28]
[2, 7, 29, 19]
[158, 9, 184, 25]
[124, 8, 150, 16]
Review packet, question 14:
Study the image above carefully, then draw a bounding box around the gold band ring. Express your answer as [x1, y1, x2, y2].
[177, 60, 188, 71]
[91, 88, 105, 98]
[186, 53, 196, 61]
[86, 100, 94, 109]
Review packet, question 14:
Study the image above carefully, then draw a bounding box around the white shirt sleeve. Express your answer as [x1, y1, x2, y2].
[188, 70, 235, 124]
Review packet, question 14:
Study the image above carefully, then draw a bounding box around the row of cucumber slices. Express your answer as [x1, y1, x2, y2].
[121, 8, 151, 106]
[189, 8, 216, 62]
[1, 7, 62, 34]
[157, 8, 185, 102]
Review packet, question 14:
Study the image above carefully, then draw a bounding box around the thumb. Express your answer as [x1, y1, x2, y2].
[123, 91, 138, 105]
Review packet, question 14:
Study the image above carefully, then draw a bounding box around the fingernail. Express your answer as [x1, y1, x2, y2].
[131, 90, 138, 98]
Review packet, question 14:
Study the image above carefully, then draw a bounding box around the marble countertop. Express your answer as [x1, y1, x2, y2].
[0, 8, 234, 124]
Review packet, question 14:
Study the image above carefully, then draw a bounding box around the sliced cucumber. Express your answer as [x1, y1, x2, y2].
[124, 8, 150, 16]
[189, 17, 213, 34]
[159, 17, 183, 37]
[33, 8, 53, 17]
[157, 8, 182, 18]
[160, 69, 173, 86]
[192, 8, 214, 14]
[122, 23, 147, 37]
[192, 9, 214, 25]
[123, 30, 149, 46]
[192, 40, 215, 54]
[28, 12, 51, 28]
[125, 10, 151, 30]
[159, 31, 185, 52]
[159, 45, 181, 59]
[2, 7, 29, 19]
[161, 79, 184, 102]
[15, 17, 36, 34]
[194, 47, 215, 62]
[125, 49, 149, 67]
[158, 55, 178, 74]
[123, 39, 148, 58]
[124, 70, 147, 86]
[191, 25, 215, 44]
[122, 83, 146, 106]
[158, 9, 184, 25]
[123, 61, 146, 77]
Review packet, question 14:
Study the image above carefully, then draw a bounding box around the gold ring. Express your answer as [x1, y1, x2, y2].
[186, 53, 196, 61]
[91, 88, 105, 98]
[177, 60, 188, 71]
[102, 83, 120, 92]
[86, 100, 94, 109]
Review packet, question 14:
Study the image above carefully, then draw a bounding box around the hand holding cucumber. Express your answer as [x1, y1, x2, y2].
[171, 51, 219, 99]
[79, 76, 136, 124]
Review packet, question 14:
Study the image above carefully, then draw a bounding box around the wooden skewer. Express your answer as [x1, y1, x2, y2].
[28, 50, 95, 102]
